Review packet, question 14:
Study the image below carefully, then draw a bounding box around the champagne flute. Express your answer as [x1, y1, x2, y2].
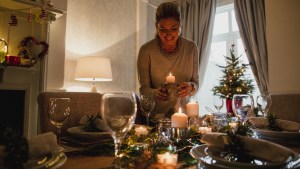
[232, 94, 254, 122]
[140, 94, 155, 126]
[213, 95, 224, 114]
[48, 98, 71, 150]
[256, 95, 272, 118]
[101, 92, 137, 168]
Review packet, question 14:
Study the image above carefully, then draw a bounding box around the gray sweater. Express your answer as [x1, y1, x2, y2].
[137, 36, 199, 117]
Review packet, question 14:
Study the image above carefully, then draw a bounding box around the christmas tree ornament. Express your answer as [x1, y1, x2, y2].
[39, 8, 47, 19]
[9, 14, 18, 26]
[27, 10, 32, 22]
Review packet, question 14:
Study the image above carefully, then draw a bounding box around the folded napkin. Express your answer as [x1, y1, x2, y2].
[79, 115, 108, 132]
[28, 132, 58, 158]
[249, 117, 300, 132]
[201, 133, 297, 163]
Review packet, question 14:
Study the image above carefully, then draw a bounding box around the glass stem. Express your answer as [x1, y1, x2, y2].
[146, 112, 150, 126]
[57, 127, 61, 146]
[114, 138, 122, 168]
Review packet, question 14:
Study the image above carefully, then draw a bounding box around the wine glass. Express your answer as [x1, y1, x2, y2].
[232, 94, 254, 122]
[213, 95, 224, 114]
[48, 98, 71, 150]
[256, 95, 272, 118]
[101, 92, 137, 168]
[140, 94, 155, 126]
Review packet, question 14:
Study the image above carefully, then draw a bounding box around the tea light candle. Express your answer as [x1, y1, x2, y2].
[135, 126, 148, 136]
[229, 122, 239, 133]
[186, 100, 199, 117]
[157, 152, 178, 166]
[171, 108, 188, 128]
[198, 127, 212, 134]
[166, 73, 175, 83]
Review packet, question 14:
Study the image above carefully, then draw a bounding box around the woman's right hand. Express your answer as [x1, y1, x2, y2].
[155, 86, 167, 101]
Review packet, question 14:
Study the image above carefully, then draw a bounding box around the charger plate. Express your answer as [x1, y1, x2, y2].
[24, 151, 67, 169]
[253, 129, 300, 140]
[190, 145, 300, 169]
[67, 126, 111, 140]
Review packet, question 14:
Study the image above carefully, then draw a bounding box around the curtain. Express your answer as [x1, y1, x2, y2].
[234, 0, 269, 95]
[178, 0, 216, 89]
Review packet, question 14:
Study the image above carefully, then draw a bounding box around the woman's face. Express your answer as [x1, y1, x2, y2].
[156, 17, 180, 47]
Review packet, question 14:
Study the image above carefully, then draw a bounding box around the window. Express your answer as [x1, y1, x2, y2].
[196, 2, 260, 115]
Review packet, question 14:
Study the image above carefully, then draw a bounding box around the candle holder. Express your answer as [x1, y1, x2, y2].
[170, 127, 189, 143]
[162, 83, 179, 101]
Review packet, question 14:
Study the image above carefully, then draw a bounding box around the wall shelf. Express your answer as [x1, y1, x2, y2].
[0, 0, 66, 20]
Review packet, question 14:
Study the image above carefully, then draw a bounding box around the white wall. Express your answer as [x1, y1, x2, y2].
[45, 0, 68, 91]
[64, 0, 137, 93]
[266, 0, 300, 94]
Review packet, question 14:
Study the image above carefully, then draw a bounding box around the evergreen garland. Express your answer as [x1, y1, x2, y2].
[0, 128, 28, 169]
[212, 44, 255, 99]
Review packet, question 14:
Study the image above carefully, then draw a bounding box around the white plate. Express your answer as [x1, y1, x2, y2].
[67, 126, 111, 140]
[24, 151, 67, 169]
[205, 146, 292, 169]
[190, 145, 300, 169]
[253, 129, 300, 140]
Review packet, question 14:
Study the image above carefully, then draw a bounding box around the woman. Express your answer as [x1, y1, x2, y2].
[137, 1, 199, 120]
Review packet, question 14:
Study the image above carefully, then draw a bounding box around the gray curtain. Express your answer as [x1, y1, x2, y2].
[234, 0, 269, 95]
[178, 0, 216, 89]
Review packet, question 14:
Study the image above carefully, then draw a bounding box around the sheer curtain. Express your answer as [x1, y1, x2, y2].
[178, 0, 216, 89]
[234, 0, 269, 95]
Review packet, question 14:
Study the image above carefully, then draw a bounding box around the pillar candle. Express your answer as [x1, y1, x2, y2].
[171, 108, 188, 128]
[166, 73, 175, 83]
[157, 152, 178, 166]
[186, 101, 199, 117]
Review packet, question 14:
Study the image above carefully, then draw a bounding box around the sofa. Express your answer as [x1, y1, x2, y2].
[269, 94, 300, 123]
[37, 92, 143, 135]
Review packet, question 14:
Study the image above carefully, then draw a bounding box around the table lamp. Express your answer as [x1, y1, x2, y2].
[75, 56, 113, 92]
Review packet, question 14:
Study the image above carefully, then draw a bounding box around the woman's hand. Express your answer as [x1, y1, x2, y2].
[155, 86, 167, 101]
[177, 82, 193, 98]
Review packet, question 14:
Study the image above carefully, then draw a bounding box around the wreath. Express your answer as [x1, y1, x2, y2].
[18, 36, 49, 66]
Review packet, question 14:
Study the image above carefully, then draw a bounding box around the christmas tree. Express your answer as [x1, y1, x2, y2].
[212, 44, 255, 99]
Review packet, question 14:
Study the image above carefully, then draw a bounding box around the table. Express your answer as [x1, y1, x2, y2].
[59, 142, 300, 169]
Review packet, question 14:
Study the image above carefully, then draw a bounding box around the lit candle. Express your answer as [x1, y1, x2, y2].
[171, 108, 188, 128]
[134, 126, 148, 136]
[198, 127, 212, 134]
[186, 100, 199, 117]
[166, 73, 175, 83]
[157, 152, 178, 166]
[229, 122, 239, 133]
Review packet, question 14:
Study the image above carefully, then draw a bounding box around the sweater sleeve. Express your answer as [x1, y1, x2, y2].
[137, 45, 156, 96]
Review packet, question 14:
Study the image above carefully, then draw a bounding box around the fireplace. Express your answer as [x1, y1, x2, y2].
[0, 66, 41, 138]
[0, 90, 25, 135]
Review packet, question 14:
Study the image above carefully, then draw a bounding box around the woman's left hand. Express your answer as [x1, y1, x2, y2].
[177, 82, 193, 98]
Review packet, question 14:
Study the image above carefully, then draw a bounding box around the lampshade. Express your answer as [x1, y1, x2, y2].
[75, 56, 112, 92]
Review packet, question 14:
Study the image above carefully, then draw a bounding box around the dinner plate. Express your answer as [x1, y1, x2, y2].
[190, 145, 300, 169]
[24, 151, 67, 169]
[67, 126, 111, 140]
[253, 129, 300, 140]
[205, 146, 291, 169]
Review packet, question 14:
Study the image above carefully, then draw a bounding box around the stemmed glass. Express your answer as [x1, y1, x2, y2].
[232, 94, 254, 122]
[256, 95, 272, 118]
[140, 94, 155, 126]
[48, 98, 71, 150]
[213, 95, 224, 114]
[101, 92, 137, 168]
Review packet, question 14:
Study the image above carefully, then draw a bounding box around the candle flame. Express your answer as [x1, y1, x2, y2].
[169, 73, 172, 76]
[178, 107, 182, 113]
